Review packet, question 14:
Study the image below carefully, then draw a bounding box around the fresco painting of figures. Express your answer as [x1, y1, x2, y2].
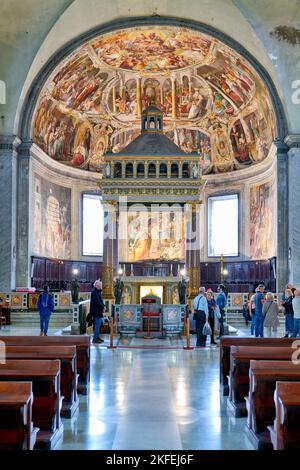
[250, 181, 276, 259]
[32, 174, 72, 259]
[120, 208, 185, 263]
[32, 25, 276, 175]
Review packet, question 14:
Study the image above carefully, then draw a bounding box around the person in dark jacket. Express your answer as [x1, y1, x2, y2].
[206, 289, 217, 345]
[90, 280, 106, 344]
[37, 285, 54, 336]
[282, 288, 294, 337]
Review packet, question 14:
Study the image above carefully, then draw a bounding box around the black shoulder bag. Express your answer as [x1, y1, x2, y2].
[193, 296, 203, 321]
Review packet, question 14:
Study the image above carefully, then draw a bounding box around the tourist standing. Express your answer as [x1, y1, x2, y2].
[192, 287, 208, 347]
[253, 284, 265, 337]
[262, 292, 279, 337]
[292, 289, 300, 338]
[206, 289, 217, 345]
[249, 289, 257, 335]
[282, 288, 295, 338]
[90, 280, 106, 344]
[37, 285, 54, 336]
[216, 284, 226, 339]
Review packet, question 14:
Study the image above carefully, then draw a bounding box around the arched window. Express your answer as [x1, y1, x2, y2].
[149, 117, 156, 129]
[148, 163, 156, 178]
[171, 163, 179, 178]
[125, 162, 133, 178]
[182, 162, 190, 178]
[137, 163, 145, 178]
[114, 162, 122, 178]
[160, 163, 167, 178]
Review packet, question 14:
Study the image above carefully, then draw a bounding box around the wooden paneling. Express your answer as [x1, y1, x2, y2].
[31, 257, 275, 293]
[31, 257, 103, 290]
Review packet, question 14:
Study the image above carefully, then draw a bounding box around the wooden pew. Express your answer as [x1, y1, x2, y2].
[0, 382, 39, 450]
[5, 345, 79, 418]
[268, 381, 300, 450]
[245, 360, 300, 449]
[220, 336, 296, 395]
[0, 359, 63, 449]
[0, 335, 90, 394]
[228, 346, 293, 417]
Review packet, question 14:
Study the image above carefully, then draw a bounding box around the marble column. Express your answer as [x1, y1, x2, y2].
[0, 134, 19, 290]
[112, 203, 119, 277]
[186, 203, 201, 301]
[274, 139, 289, 291]
[285, 135, 300, 285]
[102, 201, 116, 303]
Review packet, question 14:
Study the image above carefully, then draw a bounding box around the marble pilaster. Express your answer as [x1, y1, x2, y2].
[0, 134, 19, 290]
[285, 135, 300, 285]
[273, 139, 289, 291]
[16, 140, 32, 287]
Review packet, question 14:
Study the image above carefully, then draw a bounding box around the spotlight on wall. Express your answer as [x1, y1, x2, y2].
[180, 268, 187, 277]
[117, 268, 124, 276]
[73, 268, 79, 276]
[223, 268, 228, 276]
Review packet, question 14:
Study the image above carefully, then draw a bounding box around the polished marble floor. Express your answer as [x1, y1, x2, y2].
[0, 323, 287, 449]
[57, 333, 256, 450]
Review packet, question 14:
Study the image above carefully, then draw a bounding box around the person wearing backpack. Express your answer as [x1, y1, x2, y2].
[192, 287, 208, 347]
[37, 285, 55, 336]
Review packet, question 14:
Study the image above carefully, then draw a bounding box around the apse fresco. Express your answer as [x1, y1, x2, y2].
[250, 181, 276, 259]
[32, 174, 72, 259]
[120, 208, 185, 262]
[32, 25, 276, 174]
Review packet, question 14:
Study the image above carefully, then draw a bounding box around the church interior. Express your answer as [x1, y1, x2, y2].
[0, 0, 300, 454]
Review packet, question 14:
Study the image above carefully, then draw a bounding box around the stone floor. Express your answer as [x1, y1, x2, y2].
[0, 323, 286, 450]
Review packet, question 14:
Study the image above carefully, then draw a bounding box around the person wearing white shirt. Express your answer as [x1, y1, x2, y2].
[292, 289, 300, 337]
[193, 287, 208, 347]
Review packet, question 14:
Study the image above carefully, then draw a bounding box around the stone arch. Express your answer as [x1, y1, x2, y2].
[18, 16, 287, 142]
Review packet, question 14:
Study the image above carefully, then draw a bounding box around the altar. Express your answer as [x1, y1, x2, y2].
[114, 302, 186, 337]
[101, 105, 202, 313]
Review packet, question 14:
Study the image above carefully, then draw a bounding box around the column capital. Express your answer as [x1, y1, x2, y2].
[272, 138, 289, 154]
[284, 134, 300, 149]
[0, 134, 21, 155]
[18, 140, 33, 159]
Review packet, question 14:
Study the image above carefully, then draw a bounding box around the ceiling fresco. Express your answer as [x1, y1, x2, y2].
[32, 25, 276, 174]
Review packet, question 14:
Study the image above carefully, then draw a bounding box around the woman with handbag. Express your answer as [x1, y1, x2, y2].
[192, 287, 209, 347]
[262, 292, 279, 337]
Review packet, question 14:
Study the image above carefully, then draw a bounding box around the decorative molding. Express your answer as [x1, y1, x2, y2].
[0, 134, 21, 154]
[30, 143, 102, 184]
[284, 134, 300, 149]
[273, 138, 289, 153]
